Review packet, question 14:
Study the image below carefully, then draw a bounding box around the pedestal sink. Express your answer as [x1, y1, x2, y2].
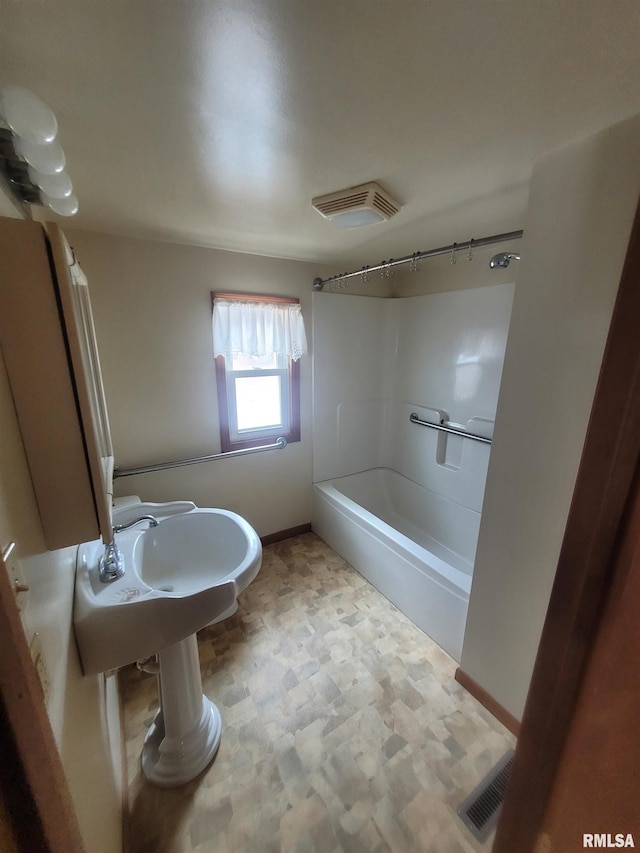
[73, 502, 262, 787]
[142, 634, 224, 787]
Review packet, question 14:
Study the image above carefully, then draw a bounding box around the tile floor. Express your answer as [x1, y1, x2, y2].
[121, 533, 515, 853]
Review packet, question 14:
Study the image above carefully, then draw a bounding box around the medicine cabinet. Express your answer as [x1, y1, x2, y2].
[0, 217, 113, 549]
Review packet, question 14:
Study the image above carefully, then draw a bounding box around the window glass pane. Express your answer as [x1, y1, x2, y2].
[234, 375, 282, 430]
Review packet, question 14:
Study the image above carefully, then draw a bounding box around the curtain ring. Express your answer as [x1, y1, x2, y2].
[467, 238, 474, 262]
[450, 243, 457, 265]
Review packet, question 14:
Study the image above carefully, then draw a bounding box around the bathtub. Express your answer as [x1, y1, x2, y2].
[312, 467, 480, 661]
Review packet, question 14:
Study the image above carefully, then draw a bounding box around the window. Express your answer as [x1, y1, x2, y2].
[212, 293, 306, 452]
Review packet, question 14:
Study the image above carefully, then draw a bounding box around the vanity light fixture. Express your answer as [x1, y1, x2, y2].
[0, 85, 78, 216]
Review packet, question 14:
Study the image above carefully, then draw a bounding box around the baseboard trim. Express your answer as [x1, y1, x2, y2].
[455, 667, 521, 737]
[260, 523, 312, 546]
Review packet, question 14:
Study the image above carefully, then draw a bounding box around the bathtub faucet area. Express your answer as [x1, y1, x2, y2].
[99, 514, 159, 583]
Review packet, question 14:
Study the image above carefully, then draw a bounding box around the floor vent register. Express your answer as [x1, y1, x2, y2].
[457, 749, 515, 842]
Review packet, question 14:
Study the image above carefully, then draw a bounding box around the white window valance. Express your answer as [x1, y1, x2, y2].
[212, 297, 308, 361]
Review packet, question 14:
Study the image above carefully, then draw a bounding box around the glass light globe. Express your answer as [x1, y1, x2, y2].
[0, 85, 58, 143]
[43, 192, 79, 216]
[13, 137, 65, 174]
[28, 167, 73, 198]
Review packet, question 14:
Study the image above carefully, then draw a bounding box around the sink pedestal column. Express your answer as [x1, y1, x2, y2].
[141, 633, 222, 787]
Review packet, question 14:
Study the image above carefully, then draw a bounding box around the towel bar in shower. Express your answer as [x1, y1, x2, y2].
[113, 436, 287, 478]
[409, 413, 492, 445]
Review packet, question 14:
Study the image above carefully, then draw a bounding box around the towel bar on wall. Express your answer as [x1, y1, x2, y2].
[409, 413, 492, 445]
[113, 436, 287, 478]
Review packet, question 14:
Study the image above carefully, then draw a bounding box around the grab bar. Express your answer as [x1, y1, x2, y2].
[409, 413, 492, 445]
[113, 436, 287, 478]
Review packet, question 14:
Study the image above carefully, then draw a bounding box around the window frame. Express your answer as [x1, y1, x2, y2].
[212, 291, 301, 453]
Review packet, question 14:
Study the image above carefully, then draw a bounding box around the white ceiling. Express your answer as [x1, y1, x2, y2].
[2, 1, 640, 267]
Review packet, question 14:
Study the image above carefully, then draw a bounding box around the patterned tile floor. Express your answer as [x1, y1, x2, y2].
[121, 533, 515, 853]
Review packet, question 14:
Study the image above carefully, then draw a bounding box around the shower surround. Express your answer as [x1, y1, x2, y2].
[312, 283, 514, 660]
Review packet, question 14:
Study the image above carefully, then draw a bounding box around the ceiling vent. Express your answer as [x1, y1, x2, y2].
[312, 181, 401, 228]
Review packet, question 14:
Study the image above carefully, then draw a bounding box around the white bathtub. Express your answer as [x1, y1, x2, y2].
[312, 467, 480, 661]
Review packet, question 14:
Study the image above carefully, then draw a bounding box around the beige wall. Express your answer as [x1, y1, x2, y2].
[65, 230, 329, 537]
[0, 220, 123, 853]
[462, 114, 640, 719]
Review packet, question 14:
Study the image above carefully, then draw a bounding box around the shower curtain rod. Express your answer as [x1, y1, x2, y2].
[312, 228, 523, 290]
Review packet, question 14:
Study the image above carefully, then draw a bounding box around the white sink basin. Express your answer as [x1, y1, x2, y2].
[73, 506, 262, 676]
[134, 509, 261, 596]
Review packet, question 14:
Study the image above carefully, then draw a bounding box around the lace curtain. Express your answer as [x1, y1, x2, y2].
[212, 298, 308, 361]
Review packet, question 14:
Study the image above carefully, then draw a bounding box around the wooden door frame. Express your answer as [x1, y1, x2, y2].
[0, 548, 85, 852]
[494, 197, 640, 850]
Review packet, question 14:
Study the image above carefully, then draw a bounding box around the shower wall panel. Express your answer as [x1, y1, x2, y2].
[312, 293, 390, 482]
[312, 283, 514, 511]
[386, 283, 514, 510]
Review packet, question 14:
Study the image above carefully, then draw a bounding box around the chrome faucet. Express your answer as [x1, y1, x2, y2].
[99, 515, 159, 583]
